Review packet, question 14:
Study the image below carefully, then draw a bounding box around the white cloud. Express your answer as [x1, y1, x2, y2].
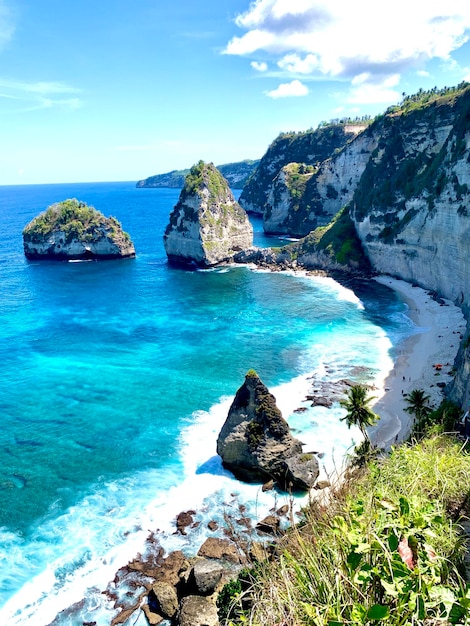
[277, 52, 318, 74]
[0, 79, 80, 95]
[225, 0, 470, 85]
[347, 80, 401, 105]
[0, 78, 82, 110]
[33, 96, 82, 111]
[0, 1, 15, 51]
[251, 60, 268, 71]
[265, 79, 309, 98]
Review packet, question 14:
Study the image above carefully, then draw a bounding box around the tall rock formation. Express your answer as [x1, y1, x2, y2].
[163, 161, 253, 267]
[239, 123, 367, 218]
[217, 370, 319, 492]
[22, 199, 135, 260]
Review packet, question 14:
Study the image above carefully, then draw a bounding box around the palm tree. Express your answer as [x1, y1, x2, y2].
[404, 388, 432, 433]
[340, 384, 379, 443]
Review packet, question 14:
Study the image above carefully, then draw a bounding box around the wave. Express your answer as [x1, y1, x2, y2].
[0, 340, 394, 624]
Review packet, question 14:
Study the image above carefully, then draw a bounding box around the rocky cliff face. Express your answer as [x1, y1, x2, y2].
[246, 84, 470, 406]
[22, 199, 135, 260]
[239, 124, 366, 217]
[348, 86, 470, 407]
[350, 88, 470, 304]
[217, 370, 319, 492]
[163, 161, 253, 267]
[264, 129, 377, 236]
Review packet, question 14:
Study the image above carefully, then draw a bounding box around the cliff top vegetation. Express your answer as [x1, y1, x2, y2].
[385, 81, 470, 116]
[136, 158, 259, 189]
[182, 160, 233, 207]
[23, 198, 129, 244]
[219, 423, 470, 625]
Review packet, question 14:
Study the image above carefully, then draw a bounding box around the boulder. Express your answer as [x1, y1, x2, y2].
[255, 515, 280, 535]
[197, 537, 241, 564]
[216, 370, 319, 492]
[191, 559, 225, 595]
[22, 199, 135, 260]
[163, 161, 253, 267]
[176, 510, 195, 535]
[150, 580, 179, 619]
[177, 595, 219, 626]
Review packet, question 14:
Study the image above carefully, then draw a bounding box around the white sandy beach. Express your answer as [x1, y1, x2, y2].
[369, 276, 467, 448]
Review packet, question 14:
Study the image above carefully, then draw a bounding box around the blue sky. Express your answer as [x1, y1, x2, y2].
[1, 0, 470, 185]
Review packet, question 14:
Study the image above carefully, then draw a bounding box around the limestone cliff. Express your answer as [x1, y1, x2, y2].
[217, 370, 319, 492]
[347, 85, 470, 406]
[248, 83, 470, 406]
[264, 163, 316, 234]
[163, 161, 253, 267]
[350, 87, 470, 303]
[239, 124, 366, 217]
[22, 199, 135, 260]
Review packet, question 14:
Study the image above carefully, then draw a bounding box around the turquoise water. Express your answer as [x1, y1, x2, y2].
[0, 182, 413, 624]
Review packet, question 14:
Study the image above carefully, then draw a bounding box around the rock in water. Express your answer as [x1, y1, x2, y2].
[216, 370, 319, 492]
[22, 198, 135, 260]
[163, 161, 253, 267]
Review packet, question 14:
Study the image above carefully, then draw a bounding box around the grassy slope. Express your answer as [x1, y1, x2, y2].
[220, 431, 470, 625]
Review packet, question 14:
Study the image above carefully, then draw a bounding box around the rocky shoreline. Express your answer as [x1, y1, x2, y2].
[97, 273, 466, 626]
[99, 501, 292, 626]
[46, 266, 466, 626]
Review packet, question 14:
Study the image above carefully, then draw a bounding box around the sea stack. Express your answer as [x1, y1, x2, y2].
[217, 370, 319, 492]
[23, 199, 135, 260]
[163, 160, 253, 267]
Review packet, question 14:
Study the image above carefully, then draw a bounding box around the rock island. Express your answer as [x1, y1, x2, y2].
[23, 198, 135, 260]
[163, 160, 253, 267]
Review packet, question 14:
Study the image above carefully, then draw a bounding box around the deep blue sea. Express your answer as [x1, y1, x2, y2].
[0, 181, 414, 625]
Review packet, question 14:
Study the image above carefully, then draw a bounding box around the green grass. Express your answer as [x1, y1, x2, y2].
[221, 435, 470, 625]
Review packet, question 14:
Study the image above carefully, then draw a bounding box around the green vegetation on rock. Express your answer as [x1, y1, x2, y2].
[385, 82, 469, 116]
[136, 159, 259, 189]
[221, 433, 470, 625]
[182, 160, 232, 207]
[23, 198, 130, 244]
[282, 207, 371, 271]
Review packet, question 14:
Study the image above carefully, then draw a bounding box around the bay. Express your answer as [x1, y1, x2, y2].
[0, 181, 413, 624]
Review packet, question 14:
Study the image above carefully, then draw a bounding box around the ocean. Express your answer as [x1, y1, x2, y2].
[0, 181, 414, 625]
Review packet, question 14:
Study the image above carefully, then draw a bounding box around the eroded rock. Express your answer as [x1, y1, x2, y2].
[163, 161, 253, 267]
[177, 595, 219, 626]
[217, 370, 319, 491]
[23, 199, 135, 260]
